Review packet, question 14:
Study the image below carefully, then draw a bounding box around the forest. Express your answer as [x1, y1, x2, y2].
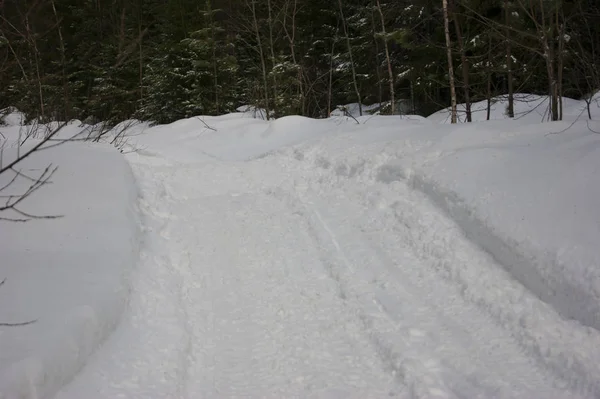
[1, 0, 599, 124]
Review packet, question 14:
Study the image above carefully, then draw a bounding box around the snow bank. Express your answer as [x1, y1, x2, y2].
[0, 118, 142, 149]
[132, 114, 344, 162]
[406, 122, 600, 329]
[0, 134, 139, 397]
[235, 105, 269, 120]
[329, 102, 381, 117]
[428, 93, 600, 123]
[0, 108, 25, 126]
[330, 100, 417, 117]
[332, 93, 600, 123]
[385, 121, 600, 328]
[413, 96, 600, 327]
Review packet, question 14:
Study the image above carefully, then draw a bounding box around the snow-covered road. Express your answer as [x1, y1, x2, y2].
[56, 131, 600, 398]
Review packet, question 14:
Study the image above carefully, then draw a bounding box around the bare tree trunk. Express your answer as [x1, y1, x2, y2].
[327, 33, 337, 116]
[536, 0, 558, 121]
[50, 0, 69, 120]
[505, 0, 514, 117]
[138, 5, 144, 101]
[577, 1, 597, 120]
[283, 0, 305, 115]
[487, 36, 492, 120]
[250, 0, 271, 119]
[452, 1, 471, 122]
[511, 0, 559, 121]
[410, 80, 416, 114]
[267, 0, 278, 115]
[369, 6, 384, 108]
[375, 0, 395, 114]
[338, 0, 362, 116]
[3, 37, 29, 85]
[119, 7, 126, 54]
[212, 42, 220, 114]
[556, 7, 564, 121]
[25, 15, 45, 120]
[442, 0, 457, 123]
[513, 0, 558, 120]
[207, 0, 220, 113]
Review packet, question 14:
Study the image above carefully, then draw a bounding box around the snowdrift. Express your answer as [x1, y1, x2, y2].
[0, 119, 139, 398]
[134, 114, 345, 162]
[429, 93, 600, 123]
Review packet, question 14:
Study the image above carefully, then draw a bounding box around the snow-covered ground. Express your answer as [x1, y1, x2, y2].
[428, 93, 600, 123]
[0, 121, 139, 398]
[1, 96, 600, 398]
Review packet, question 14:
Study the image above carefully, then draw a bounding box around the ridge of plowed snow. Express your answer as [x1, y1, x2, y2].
[0, 141, 139, 398]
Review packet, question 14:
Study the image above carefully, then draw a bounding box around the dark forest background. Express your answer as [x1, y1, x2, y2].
[1, 0, 599, 124]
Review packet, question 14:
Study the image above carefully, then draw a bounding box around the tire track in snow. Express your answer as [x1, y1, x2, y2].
[134, 165, 193, 398]
[367, 181, 600, 398]
[156, 175, 195, 399]
[290, 180, 593, 398]
[167, 186, 403, 397]
[289, 147, 600, 397]
[302, 201, 459, 399]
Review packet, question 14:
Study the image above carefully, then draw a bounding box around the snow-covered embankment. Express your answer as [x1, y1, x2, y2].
[0, 120, 140, 398]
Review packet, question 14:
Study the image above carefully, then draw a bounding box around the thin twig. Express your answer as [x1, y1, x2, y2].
[587, 120, 600, 134]
[545, 106, 588, 136]
[196, 117, 217, 131]
[0, 163, 61, 221]
[0, 123, 67, 176]
[0, 320, 37, 327]
[0, 279, 37, 326]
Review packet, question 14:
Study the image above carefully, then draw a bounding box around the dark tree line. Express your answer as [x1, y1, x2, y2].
[1, 0, 599, 124]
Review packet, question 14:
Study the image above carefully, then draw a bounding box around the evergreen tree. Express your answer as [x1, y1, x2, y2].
[1, 0, 598, 122]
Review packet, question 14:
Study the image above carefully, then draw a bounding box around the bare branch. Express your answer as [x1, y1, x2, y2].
[587, 120, 600, 134]
[0, 279, 37, 326]
[0, 122, 66, 221]
[0, 123, 67, 176]
[0, 320, 37, 327]
[195, 117, 217, 131]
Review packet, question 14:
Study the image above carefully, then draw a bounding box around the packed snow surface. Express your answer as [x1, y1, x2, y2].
[1, 96, 600, 398]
